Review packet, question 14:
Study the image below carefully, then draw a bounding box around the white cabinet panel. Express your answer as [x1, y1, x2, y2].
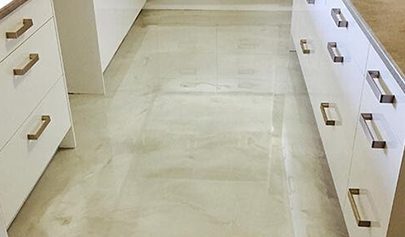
[364, 48, 405, 141]
[52, 0, 105, 94]
[0, 78, 71, 228]
[0, 19, 63, 150]
[343, 45, 405, 237]
[343, 91, 404, 237]
[310, 40, 365, 205]
[53, 0, 146, 93]
[94, 0, 146, 71]
[0, 0, 52, 62]
[292, 0, 405, 236]
[324, 0, 369, 72]
[293, 0, 368, 205]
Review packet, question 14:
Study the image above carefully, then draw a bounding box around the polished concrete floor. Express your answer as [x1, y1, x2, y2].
[8, 10, 348, 237]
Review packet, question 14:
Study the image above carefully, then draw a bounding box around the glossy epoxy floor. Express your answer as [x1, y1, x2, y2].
[8, 10, 348, 237]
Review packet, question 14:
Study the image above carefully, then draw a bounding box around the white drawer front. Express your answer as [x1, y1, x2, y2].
[342, 47, 405, 236]
[364, 48, 405, 142]
[317, 0, 369, 72]
[291, 2, 309, 78]
[0, 77, 71, 228]
[292, 0, 326, 85]
[343, 109, 403, 237]
[310, 46, 364, 205]
[292, 0, 360, 204]
[0, 0, 53, 62]
[0, 19, 63, 150]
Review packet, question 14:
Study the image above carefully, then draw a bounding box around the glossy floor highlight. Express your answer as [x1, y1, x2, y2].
[8, 10, 348, 237]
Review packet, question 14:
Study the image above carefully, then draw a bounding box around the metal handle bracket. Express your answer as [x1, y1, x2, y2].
[331, 8, 349, 28]
[348, 188, 371, 227]
[360, 113, 386, 149]
[366, 71, 395, 104]
[6, 19, 33, 39]
[327, 42, 344, 63]
[14, 53, 40, 76]
[300, 39, 310, 54]
[27, 115, 51, 140]
[320, 103, 336, 126]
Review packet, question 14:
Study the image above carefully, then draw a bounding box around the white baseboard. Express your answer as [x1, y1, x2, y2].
[144, 1, 291, 11]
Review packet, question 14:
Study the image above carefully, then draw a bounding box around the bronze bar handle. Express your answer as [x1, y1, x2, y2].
[331, 8, 348, 28]
[366, 71, 395, 104]
[300, 39, 310, 54]
[327, 42, 344, 63]
[14, 53, 39, 76]
[320, 103, 336, 126]
[360, 113, 386, 149]
[27, 115, 51, 140]
[306, 0, 315, 4]
[6, 19, 33, 39]
[348, 189, 371, 227]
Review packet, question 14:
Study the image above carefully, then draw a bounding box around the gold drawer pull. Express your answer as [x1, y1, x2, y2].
[300, 39, 310, 54]
[360, 113, 386, 149]
[14, 53, 39, 76]
[27, 115, 51, 140]
[348, 188, 371, 227]
[320, 103, 336, 126]
[366, 71, 395, 104]
[6, 19, 33, 39]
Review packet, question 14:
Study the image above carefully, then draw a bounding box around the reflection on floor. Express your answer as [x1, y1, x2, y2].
[8, 10, 348, 237]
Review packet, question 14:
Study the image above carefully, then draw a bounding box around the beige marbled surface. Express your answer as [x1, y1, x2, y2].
[8, 10, 347, 237]
[351, 0, 405, 75]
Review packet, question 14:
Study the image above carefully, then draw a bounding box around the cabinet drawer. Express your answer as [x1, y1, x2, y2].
[0, 0, 53, 62]
[363, 48, 405, 142]
[0, 19, 63, 150]
[309, 45, 363, 204]
[292, 0, 325, 82]
[318, 0, 369, 72]
[342, 47, 405, 236]
[0, 77, 71, 228]
[343, 110, 403, 237]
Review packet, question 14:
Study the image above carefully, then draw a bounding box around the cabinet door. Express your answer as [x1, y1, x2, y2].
[291, 0, 327, 92]
[0, 78, 71, 227]
[306, 10, 368, 207]
[343, 47, 405, 237]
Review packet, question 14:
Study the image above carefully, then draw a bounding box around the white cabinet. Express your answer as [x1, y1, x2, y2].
[52, 0, 146, 94]
[0, 78, 71, 227]
[94, 0, 146, 71]
[291, 0, 369, 205]
[343, 47, 405, 237]
[0, 0, 53, 61]
[0, 19, 63, 150]
[0, 0, 75, 229]
[291, 0, 405, 236]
